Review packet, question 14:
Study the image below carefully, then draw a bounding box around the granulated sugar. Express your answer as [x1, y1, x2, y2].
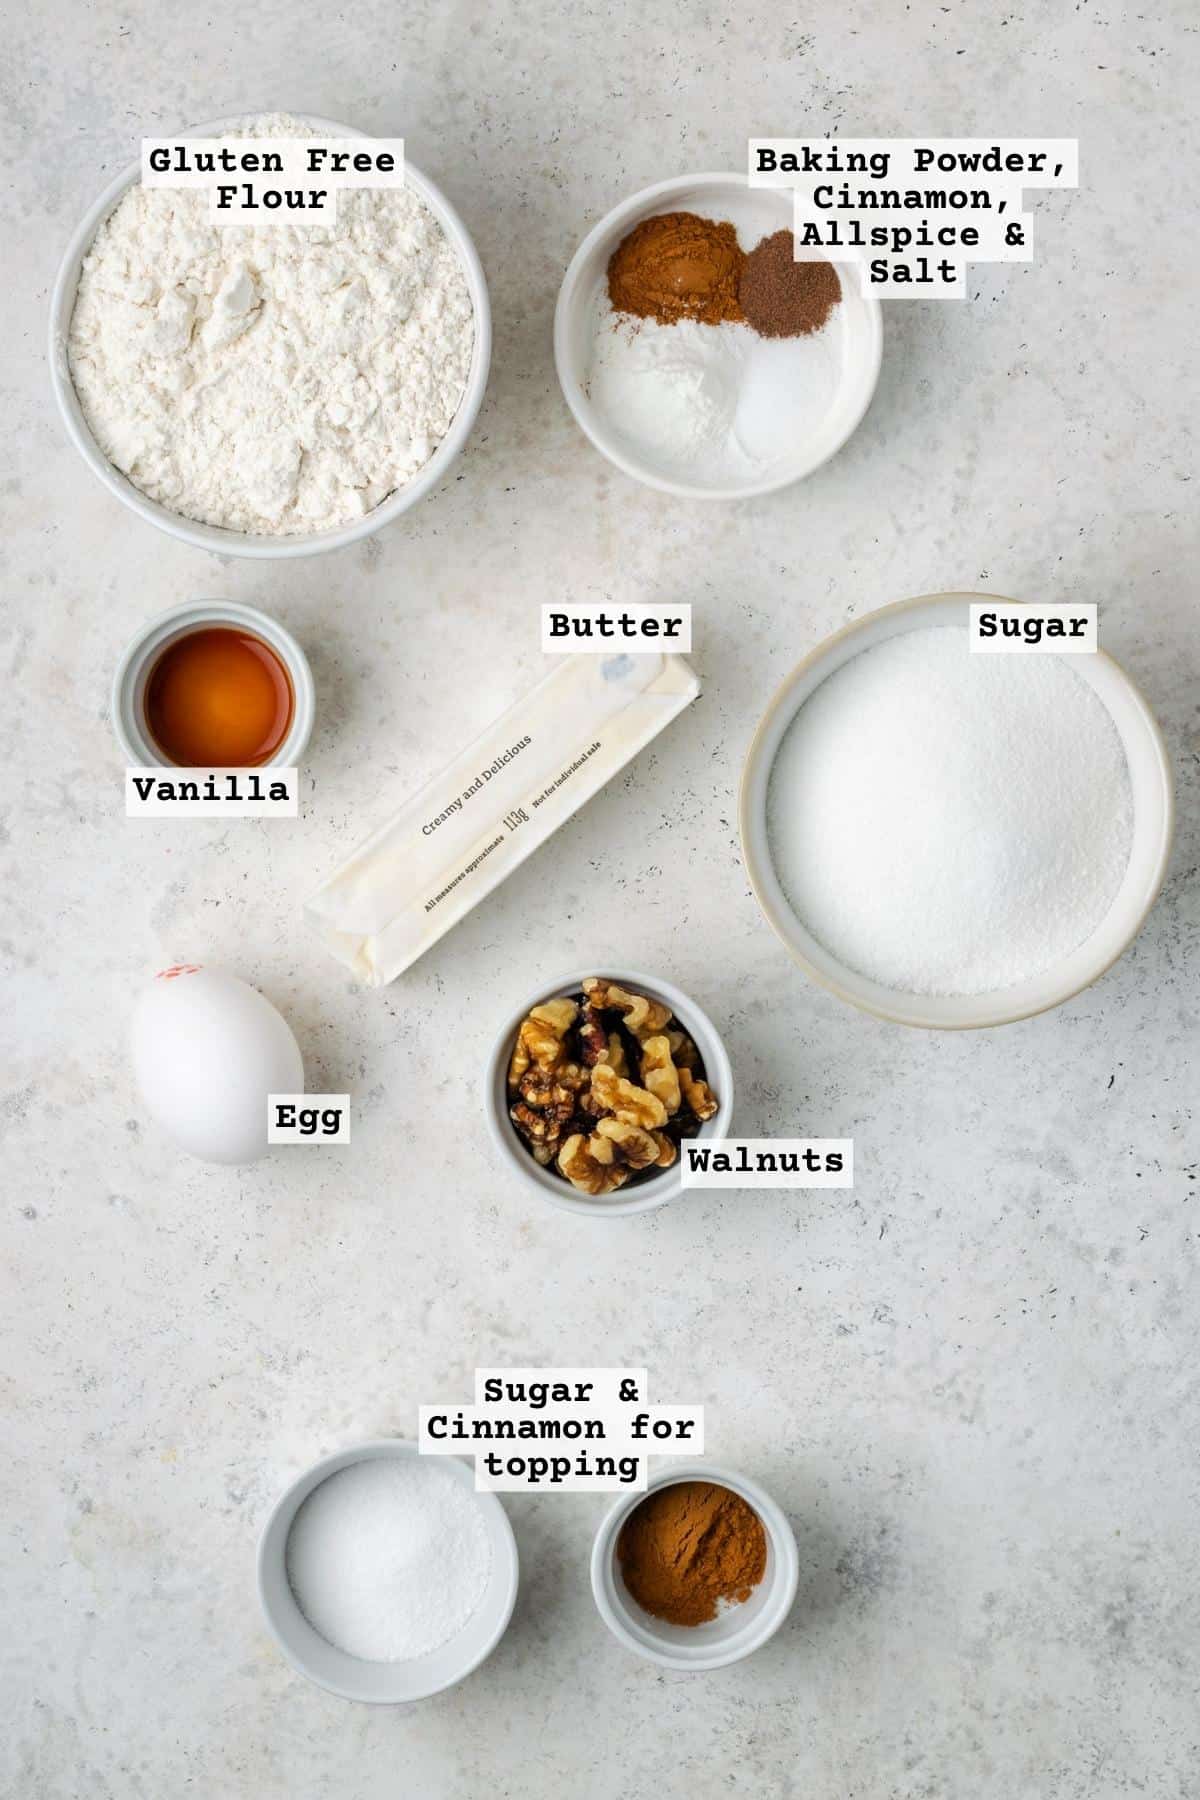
[766, 626, 1134, 997]
[285, 1456, 491, 1662]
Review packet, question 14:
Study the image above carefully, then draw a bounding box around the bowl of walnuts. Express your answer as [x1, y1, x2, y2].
[485, 970, 734, 1216]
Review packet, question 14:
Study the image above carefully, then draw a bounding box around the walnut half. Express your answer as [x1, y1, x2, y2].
[679, 1066, 719, 1122]
[588, 1063, 668, 1131]
[593, 1117, 661, 1171]
[639, 1034, 681, 1116]
[581, 978, 672, 1041]
[507, 998, 578, 1088]
[557, 1133, 630, 1196]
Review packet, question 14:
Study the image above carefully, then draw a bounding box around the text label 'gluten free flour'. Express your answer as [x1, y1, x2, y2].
[141, 136, 406, 218]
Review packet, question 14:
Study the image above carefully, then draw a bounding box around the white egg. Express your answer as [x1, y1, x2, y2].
[132, 965, 304, 1164]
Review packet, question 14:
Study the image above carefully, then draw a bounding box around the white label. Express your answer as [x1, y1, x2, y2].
[747, 137, 1077, 296]
[125, 768, 298, 817]
[268, 1095, 351, 1144]
[682, 1138, 854, 1188]
[749, 137, 1078, 189]
[418, 1367, 702, 1491]
[969, 603, 1097, 653]
[141, 137, 405, 222]
[541, 604, 692, 654]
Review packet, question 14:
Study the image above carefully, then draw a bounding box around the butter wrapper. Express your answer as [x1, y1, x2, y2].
[306, 653, 700, 985]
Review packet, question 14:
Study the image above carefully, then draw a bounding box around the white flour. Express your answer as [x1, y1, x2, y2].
[286, 1457, 491, 1662]
[68, 116, 473, 535]
[767, 627, 1134, 997]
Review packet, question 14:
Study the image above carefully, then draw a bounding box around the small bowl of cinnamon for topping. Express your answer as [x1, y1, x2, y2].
[591, 1463, 799, 1669]
[483, 969, 734, 1217]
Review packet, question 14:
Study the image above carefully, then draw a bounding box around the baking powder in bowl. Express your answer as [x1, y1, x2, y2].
[766, 626, 1134, 997]
[68, 116, 473, 535]
[285, 1457, 491, 1662]
[587, 297, 841, 483]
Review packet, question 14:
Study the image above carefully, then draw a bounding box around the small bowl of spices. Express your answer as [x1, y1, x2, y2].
[591, 1463, 799, 1669]
[484, 969, 734, 1217]
[257, 1439, 519, 1703]
[113, 599, 315, 769]
[555, 172, 882, 500]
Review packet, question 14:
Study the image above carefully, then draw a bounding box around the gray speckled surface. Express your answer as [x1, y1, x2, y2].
[3, 3, 1199, 1796]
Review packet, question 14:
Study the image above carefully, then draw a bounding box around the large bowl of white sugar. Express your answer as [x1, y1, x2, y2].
[740, 592, 1173, 1030]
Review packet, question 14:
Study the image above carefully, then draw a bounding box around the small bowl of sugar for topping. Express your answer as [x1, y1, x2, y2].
[257, 1440, 518, 1703]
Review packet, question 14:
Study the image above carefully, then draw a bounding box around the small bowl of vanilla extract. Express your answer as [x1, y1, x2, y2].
[113, 601, 315, 769]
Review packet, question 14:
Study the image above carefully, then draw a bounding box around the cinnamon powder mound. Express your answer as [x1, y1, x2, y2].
[607, 212, 746, 327]
[616, 1480, 767, 1626]
[740, 230, 841, 337]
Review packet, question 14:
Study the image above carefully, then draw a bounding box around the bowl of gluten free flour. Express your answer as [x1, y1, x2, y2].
[740, 593, 1173, 1030]
[257, 1440, 518, 1702]
[555, 172, 882, 500]
[49, 113, 490, 559]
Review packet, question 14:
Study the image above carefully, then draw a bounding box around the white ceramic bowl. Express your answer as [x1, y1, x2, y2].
[112, 599, 315, 768]
[740, 592, 1175, 1030]
[484, 968, 734, 1217]
[591, 1461, 799, 1670]
[49, 113, 491, 559]
[256, 1439, 518, 1703]
[555, 172, 881, 500]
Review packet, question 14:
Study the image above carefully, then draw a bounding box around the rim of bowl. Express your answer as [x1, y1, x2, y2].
[255, 1438, 519, 1704]
[553, 170, 883, 502]
[484, 968, 735, 1218]
[112, 598, 316, 768]
[590, 1460, 799, 1670]
[739, 591, 1176, 1030]
[48, 112, 492, 560]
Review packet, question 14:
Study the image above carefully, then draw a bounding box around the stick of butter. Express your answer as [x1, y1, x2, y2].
[306, 652, 700, 985]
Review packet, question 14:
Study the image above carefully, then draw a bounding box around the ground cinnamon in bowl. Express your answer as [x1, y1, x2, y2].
[616, 1479, 767, 1625]
[607, 212, 746, 326]
[740, 229, 841, 337]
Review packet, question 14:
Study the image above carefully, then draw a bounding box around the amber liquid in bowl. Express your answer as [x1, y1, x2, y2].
[143, 626, 294, 767]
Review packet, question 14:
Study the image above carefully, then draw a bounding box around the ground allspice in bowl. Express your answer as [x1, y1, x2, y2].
[740, 229, 841, 337]
[616, 1480, 767, 1626]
